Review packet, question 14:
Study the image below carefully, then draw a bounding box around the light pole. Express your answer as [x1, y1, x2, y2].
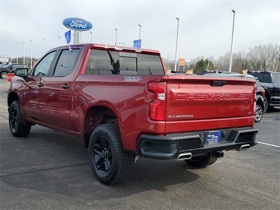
[42, 38, 45, 55]
[115, 28, 118, 45]
[30, 40, 33, 68]
[23, 41, 26, 65]
[138, 24, 142, 40]
[10, 44, 13, 63]
[16, 42, 19, 63]
[90, 31, 93, 43]
[174, 17, 180, 72]
[229, 10, 236, 72]
[58, 36, 61, 46]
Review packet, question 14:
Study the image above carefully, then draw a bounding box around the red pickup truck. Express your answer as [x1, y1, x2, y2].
[8, 44, 258, 185]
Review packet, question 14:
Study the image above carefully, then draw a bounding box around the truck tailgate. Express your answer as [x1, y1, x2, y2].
[165, 75, 256, 132]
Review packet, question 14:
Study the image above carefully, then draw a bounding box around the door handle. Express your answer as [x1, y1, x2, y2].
[37, 82, 44, 87]
[62, 84, 70, 89]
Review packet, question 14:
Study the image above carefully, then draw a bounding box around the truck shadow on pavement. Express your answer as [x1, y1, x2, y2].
[1, 126, 200, 201]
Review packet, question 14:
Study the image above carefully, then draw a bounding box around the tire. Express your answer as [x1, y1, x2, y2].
[88, 124, 134, 185]
[263, 97, 268, 113]
[185, 153, 217, 168]
[9, 101, 31, 137]
[1, 71, 7, 79]
[255, 104, 263, 123]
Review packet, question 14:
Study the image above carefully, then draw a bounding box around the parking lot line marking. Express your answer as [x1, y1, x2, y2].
[258, 142, 280, 148]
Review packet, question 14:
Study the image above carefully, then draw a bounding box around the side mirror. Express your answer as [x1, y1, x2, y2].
[15, 68, 29, 77]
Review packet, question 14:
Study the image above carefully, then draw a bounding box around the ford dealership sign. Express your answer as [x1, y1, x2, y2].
[63, 17, 92, 31]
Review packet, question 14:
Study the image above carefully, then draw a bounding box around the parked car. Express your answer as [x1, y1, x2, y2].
[248, 71, 280, 112]
[0, 63, 25, 79]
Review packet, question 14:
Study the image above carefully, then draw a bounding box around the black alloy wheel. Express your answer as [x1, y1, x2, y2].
[9, 105, 18, 133]
[93, 135, 113, 174]
[9, 101, 31, 137]
[88, 124, 134, 185]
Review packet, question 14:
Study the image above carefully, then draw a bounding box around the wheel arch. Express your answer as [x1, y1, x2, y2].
[83, 105, 120, 148]
[7, 92, 19, 108]
[256, 96, 264, 109]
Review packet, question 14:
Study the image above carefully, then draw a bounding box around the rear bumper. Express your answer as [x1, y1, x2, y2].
[137, 127, 258, 159]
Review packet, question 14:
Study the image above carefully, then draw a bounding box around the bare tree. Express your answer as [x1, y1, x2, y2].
[216, 53, 230, 70]
[231, 52, 248, 73]
[162, 43, 280, 73]
[247, 44, 280, 71]
[162, 57, 174, 71]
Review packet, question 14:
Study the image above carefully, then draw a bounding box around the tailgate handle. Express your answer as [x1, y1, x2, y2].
[211, 80, 227, 86]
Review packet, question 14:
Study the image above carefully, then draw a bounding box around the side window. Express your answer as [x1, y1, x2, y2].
[33, 52, 56, 76]
[85, 50, 112, 75]
[53, 49, 80, 77]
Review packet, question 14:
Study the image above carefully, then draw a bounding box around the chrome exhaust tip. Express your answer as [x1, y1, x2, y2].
[178, 152, 192, 160]
[238, 144, 251, 151]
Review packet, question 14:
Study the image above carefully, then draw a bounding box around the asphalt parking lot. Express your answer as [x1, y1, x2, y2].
[0, 79, 279, 210]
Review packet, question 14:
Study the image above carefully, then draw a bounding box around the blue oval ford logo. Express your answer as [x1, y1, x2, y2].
[63, 17, 92, 31]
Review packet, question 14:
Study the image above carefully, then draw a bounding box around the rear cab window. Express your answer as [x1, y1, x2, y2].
[85, 49, 164, 76]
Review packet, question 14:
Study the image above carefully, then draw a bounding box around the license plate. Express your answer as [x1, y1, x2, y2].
[204, 131, 221, 144]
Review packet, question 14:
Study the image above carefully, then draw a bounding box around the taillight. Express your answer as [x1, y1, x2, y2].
[262, 89, 265, 96]
[148, 82, 166, 121]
